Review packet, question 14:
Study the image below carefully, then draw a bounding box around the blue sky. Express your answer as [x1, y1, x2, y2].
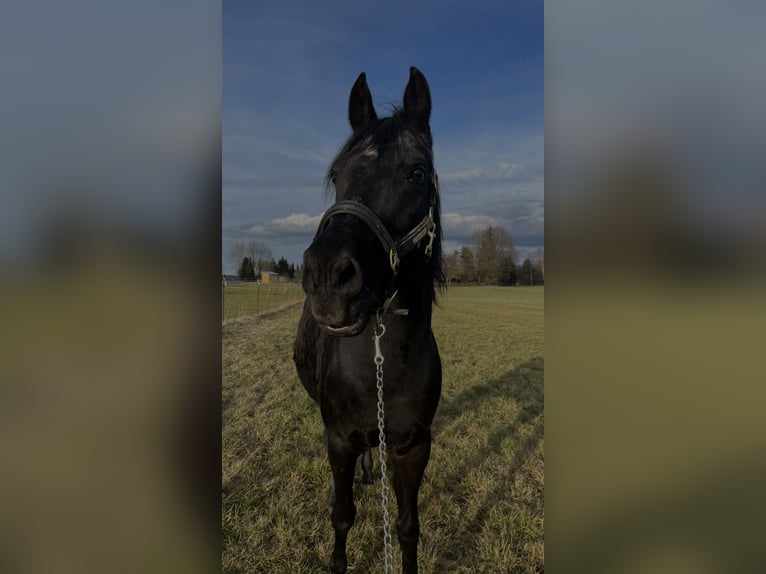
[223, 0, 543, 272]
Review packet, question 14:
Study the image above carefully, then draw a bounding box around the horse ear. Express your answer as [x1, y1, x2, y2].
[348, 72, 377, 131]
[403, 67, 431, 133]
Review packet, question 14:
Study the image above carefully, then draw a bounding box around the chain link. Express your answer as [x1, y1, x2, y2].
[373, 315, 394, 574]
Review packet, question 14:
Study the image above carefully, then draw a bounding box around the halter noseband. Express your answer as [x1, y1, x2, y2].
[314, 199, 437, 277]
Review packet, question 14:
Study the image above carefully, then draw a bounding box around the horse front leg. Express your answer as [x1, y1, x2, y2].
[390, 430, 432, 574]
[360, 449, 374, 485]
[326, 433, 358, 574]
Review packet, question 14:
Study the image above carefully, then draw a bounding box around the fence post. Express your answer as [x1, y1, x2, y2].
[256, 284, 260, 315]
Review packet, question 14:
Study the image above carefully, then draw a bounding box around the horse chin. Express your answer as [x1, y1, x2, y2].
[317, 315, 369, 337]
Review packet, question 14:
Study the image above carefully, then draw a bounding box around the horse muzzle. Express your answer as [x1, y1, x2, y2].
[307, 295, 370, 337]
[302, 243, 373, 337]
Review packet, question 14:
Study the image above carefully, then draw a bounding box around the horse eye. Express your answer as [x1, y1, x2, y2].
[408, 167, 426, 184]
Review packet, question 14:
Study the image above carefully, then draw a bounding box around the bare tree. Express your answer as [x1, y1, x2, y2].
[445, 250, 460, 283]
[459, 246, 476, 283]
[474, 232, 496, 284]
[495, 227, 517, 264]
[229, 242, 245, 272]
[473, 226, 517, 284]
[245, 241, 272, 273]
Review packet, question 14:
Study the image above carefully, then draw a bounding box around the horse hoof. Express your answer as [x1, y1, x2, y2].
[329, 557, 347, 573]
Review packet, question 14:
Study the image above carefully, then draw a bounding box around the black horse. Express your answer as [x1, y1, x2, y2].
[294, 67, 444, 574]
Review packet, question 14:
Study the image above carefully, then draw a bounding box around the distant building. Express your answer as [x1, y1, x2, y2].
[259, 271, 280, 284]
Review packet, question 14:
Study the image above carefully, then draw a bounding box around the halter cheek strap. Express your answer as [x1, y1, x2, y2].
[315, 200, 437, 277]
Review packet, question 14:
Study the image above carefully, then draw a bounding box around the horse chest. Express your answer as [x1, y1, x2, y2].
[317, 330, 438, 430]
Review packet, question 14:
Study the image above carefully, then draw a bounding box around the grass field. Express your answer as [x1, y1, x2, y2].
[222, 282, 305, 322]
[222, 286, 544, 573]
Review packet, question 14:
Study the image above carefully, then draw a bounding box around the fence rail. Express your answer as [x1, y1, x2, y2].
[222, 282, 304, 323]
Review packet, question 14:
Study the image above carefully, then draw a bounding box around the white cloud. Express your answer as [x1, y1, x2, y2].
[442, 239, 463, 255]
[441, 212, 503, 235]
[440, 162, 543, 185]
[243, 213, 324, 237]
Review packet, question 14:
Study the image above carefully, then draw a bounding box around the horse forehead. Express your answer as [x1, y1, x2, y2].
[357, 140, 378, 159]
[350, 131, 424, 166]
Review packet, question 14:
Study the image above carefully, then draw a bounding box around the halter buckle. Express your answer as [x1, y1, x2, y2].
[389, 249, 400, 274]
[424, 207, 436, 258]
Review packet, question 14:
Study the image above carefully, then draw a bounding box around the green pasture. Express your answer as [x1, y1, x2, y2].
[222, 286, 544, 573]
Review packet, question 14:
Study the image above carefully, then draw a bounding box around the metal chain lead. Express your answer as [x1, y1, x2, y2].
[373, 313, 394, 574]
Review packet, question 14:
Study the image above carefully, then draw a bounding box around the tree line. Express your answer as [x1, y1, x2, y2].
[228, 241, 301, 281]
[228, 230, 544, 286]
[445, 226, 544, 286]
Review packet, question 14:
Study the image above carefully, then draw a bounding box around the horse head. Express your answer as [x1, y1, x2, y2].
[302, 67, 442, 336]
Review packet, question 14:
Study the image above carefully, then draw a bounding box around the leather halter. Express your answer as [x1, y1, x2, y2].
[314, 199, 437, 277]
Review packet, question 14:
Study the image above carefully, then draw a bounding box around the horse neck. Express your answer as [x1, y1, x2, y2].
[391, 265, 436, 328]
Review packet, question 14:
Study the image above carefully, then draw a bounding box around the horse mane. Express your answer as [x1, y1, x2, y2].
[429, 173, 447, 296]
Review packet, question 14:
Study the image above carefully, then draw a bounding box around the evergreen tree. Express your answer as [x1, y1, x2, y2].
[500, 256, 517, 285]
[520, 258, 533, 286]
[238, 256, 255, 280]
[275, 256, 290, 276]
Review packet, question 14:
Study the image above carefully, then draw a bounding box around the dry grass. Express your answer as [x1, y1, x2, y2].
[222, 282, 305, 323]
[222, 286, 544, 573]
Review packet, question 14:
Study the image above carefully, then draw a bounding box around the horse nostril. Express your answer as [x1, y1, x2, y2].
[338, 261, 355, 285]
[333, 257, 362, 294]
